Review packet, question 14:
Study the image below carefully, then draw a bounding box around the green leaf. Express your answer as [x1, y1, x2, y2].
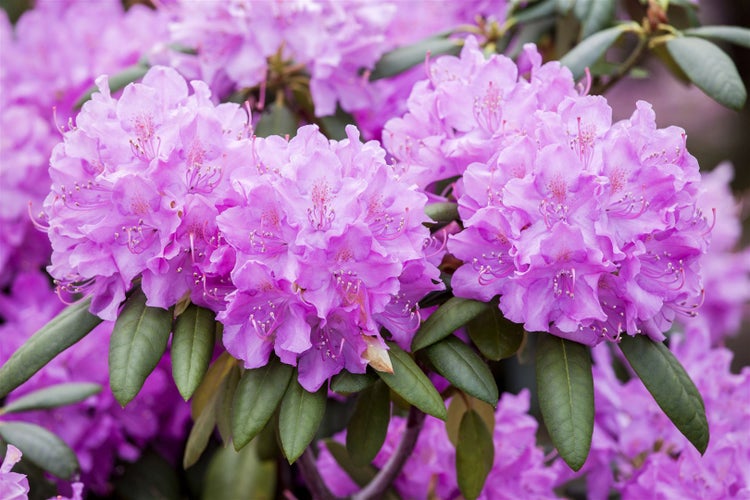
[456, 409, 494, 500]
[535, 335, 593, 471]
[574, 0, 616, 39]
[446, 394, 495, 448]
[412, 297, 490, 351]
[424, 202, 459, 225]
[560, 24, 627, 79]
[377, 342, 446, 420]
[652, 43, 691, 84]
[317, 105, 355, 141]
[330, 370, 377, 394]
[278, 378, 327, 463]
[254, 102, 298, 138]
[0, 422, 78, 479]
[619, 335, 709, 454]
[202, 440, 277, 500]
[684, 26, 750, 49]
[109, 288, 173, 406]
[183, 391, 218, 469]
[323, 440, 399, 500]
[666, 36, 747, 110]
[510, 0, 557, 24]
[1, 382, 101, 414]
[171, 304, 216, 400]
[423, 337, 498, 406]
[74, 63, 149, 109]
[466, 305, 524, 361]
[115, 451, 181, 500]
[0, 298, 102, 399]
[216, 365, 241, 445]
[370, 36, 462, 81]
[192, 352, 236, 420]
[346, 379, 391, 466]
[232, 358, 293, 450]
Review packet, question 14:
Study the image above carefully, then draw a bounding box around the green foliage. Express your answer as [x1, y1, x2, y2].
[423, 336, 498, 406]
[369, 35, 462, 81]
[683, 26, 750, 49]
[330, 370, 378, 394]
[0, 422, 78, 479]
[666, 36, 747, 110]
[109, 288, 174, 406]
[377, 342, 446, 420]
[424, 202, 459, 225]
[254, 101, 298, 137]
[560, 24, 631, 79]
[0, 298, 102, 399]
[619, 335, 709, 454]
[535, 335, 594, 471]
[202, 441, 277, 500]
[346, 380, 391, 466]
[456, 409, 494, 500]
[445, 394, 494, 448]
[231, 358, 293, 450]
[278, 378, 327, 463]
[317, 106, 356, 140]
[509, 0, 556, 25]
[412, 297, 490, 351]
[573, 0, 616, 39]
[115, 451, 182, 500]
[466, 305, 524, 361]
[74, 62, 149, 109]
[0, 383, 101, 415]
[171, 304, 217, 401]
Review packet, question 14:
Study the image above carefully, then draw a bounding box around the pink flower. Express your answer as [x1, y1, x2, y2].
[217, 125, 441, 390]
[43, 65, 251, 319]
[413, 39, 712, 345]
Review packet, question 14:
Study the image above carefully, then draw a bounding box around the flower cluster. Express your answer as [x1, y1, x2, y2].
[562, 326, 750, 499]
[157, 0, 509, 121]
[157, 0, 396, 116]
[318, 390, 559, 499]
[217, 125, 441, 391]
[394, 38, 712, 345]
[0, 272, 190, 496]
[43, 65, 251, 320]
[0, 0, 167, 285]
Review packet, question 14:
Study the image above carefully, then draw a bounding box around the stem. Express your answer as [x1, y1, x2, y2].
[593, 34, 649, 95]
[299, 448, 337, 500]
[352, 406, 427, 500]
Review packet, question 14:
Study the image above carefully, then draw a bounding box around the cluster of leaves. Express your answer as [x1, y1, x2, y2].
[1, 0, 747, 498]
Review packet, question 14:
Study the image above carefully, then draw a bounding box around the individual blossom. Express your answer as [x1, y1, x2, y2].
[216, 125, 441, 391]
[317, 390, 559, 499]
[434, 39, 710, 345]
[0, 446, 29, 500]
[0, 271, 190, 496]
[42, 65, 251, 320]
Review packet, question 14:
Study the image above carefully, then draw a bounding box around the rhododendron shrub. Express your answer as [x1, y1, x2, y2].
[1, 0, 749, 498]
